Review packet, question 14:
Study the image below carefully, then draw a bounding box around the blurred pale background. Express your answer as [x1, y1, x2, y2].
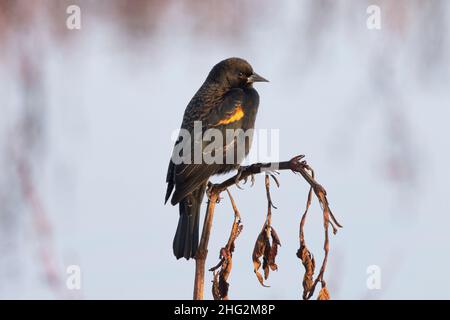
[0, 0, 449, 299]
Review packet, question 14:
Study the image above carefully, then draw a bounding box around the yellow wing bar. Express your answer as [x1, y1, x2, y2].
[215, 105, 244, 126]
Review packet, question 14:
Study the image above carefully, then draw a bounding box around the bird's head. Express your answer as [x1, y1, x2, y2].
[208, 57, 268, 89]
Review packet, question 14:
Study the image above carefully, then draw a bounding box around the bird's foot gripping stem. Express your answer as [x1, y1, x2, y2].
[206, 182, 221, 203]
[234, 165, 257, 189]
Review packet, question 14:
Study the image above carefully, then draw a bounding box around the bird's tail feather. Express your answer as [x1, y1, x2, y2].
[173, 184, 206, 260]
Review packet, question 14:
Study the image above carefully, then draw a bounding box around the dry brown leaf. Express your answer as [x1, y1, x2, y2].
[317, 286, 330, 300]
[212, 271, 221, 300]
[252, 227, 270, 287]
[297, 244, 315, 299]
[210, 247, 233, 299]
[209, 190, 244, 300]
[268, 227, 281, 271]
[253, 224, 281, 286]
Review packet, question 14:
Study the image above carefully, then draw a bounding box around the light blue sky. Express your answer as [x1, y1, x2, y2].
[1, 0, 449, 299]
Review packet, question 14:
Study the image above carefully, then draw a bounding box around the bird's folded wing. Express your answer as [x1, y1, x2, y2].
[207, 88, 245, 127]
[169, 89, 246, 205]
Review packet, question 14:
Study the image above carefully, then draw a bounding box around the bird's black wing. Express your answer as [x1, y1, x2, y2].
[167, 88, 246, 205]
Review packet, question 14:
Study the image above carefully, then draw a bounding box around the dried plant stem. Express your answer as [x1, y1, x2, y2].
[226, 189, 241, 222]
[264, 174, 278, 225]
[193, 192, 218, 300]
[298, 168, 315, 299]
[251, 174, 281, 287]
[307, 192, 331, 298]
[297, 163, 342, 300]
[193, 155, 339, 300]
[209, 189, 243, 300]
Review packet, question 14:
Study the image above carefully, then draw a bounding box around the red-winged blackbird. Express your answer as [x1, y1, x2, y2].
[165, 57, 268, 260]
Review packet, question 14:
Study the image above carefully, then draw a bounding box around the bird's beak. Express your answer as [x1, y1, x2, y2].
[247, 72, 269, 83]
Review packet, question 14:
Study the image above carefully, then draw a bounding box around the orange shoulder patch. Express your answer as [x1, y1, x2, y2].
[215, 105, 244, 126]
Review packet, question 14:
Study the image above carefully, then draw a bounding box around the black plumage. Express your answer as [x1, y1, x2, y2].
[165, 57, 268, 259]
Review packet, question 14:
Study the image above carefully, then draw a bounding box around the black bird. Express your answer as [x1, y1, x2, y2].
[165, 57, 268, 260]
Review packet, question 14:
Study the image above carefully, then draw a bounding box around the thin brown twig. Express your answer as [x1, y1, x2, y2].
[264, 175, 273, 227]
[307, 192, 331, 299]
[297, 166, 316, 299]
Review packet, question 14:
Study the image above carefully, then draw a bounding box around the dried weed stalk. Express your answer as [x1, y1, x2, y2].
[193, 155, 342, 300]
[252, 174, 281, 287]
[209, 189, 243, 300]
[295, 162, 342, 300]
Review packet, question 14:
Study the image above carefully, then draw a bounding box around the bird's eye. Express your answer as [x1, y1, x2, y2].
[238, 72, 244, 77]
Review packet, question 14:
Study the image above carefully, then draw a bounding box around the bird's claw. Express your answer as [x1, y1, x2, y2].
[241, 173, 256, 187]
[234, 165, 257, 189]
[268, 171, 280, 187]
[234, 165, 247, 189]
[250, 174, 255, 187]
[206, 182, 213, 199]
[235, 179, 244, 190]
[206, 182, 219, 202]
